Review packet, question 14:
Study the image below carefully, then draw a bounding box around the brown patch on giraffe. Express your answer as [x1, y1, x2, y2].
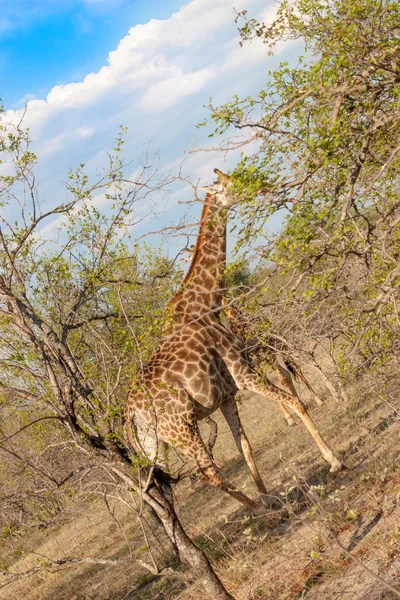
[125, 171, 342, 513]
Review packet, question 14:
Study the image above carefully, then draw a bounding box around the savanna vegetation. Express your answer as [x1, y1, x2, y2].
[1, 0, 399, 598]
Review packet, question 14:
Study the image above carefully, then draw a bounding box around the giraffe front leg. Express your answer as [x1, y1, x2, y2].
[271, 386, 342, 472]
[220, 399, 267, 495]
[284, 394, 342, 472]
[230, 360, 342, 473]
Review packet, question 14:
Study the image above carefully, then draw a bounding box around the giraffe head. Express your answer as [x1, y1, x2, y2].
[202, 168, 232, 206]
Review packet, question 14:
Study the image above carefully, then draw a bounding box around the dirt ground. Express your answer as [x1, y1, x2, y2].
[1, 370, 399, 600]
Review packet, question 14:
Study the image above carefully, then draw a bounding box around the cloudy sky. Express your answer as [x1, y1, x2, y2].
[1, 0, 299, 252]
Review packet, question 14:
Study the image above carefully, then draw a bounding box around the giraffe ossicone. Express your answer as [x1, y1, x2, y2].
[125, 169, 342, 513]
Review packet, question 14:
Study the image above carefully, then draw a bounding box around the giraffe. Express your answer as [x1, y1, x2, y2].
[124, 169, 342, 512]
[182, 248, 324, 428]
[221, 299, 324, 428]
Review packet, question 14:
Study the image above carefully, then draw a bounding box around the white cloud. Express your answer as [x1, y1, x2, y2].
[3, 0, 296, 242]
[139, 67, 214, 111]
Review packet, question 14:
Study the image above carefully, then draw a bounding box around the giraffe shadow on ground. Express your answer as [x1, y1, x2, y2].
[205, 406, 398, 546]
[185, 459, 341, 544]
[347, 510, 383, 552]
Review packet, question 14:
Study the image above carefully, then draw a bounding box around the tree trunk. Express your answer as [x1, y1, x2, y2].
[143, 486, 235, 600]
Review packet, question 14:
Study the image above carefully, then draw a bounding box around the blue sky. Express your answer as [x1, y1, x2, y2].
[0, 0, 186, 108]
[1, 0, 298, 253]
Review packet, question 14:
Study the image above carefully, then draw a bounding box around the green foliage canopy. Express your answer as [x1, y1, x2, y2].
[205, 0, 400, 371]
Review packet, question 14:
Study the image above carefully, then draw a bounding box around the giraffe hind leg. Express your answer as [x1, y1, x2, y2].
[133, 414, 168, 470]
[203, 416, 222, 469]
[165, 390, 259, 511]
[181, 418, 259, 511]
[220, 399, 280, 507]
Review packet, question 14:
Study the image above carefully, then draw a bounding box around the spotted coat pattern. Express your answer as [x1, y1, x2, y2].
[125, 171, 342, 511]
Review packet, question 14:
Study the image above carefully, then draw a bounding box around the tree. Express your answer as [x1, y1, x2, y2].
[0, 116, 234, 599]
[203, 0, 400, 380]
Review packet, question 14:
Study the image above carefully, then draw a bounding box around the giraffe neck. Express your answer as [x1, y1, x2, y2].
[170, 193, 227, 316]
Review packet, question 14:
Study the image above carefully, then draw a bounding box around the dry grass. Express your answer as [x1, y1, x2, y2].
[1, 371, 399, 600]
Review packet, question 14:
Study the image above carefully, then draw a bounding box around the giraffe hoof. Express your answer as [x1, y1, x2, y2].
[287, 419, 296, 427]
[329, 458, 343, 473]
[243, 500, 262, 514]
[258, 494, 280, 511]
[250, 501, 269, 516]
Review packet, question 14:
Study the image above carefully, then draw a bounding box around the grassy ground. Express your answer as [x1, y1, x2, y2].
[1, 370, 399, 600]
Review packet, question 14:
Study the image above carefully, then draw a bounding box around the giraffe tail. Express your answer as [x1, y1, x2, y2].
[124, 398, 178, 493]
[124, 400, 141, 458]
[284, 359, 297, 378]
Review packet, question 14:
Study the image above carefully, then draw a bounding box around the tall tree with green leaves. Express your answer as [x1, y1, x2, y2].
[204, 0, 400, 375]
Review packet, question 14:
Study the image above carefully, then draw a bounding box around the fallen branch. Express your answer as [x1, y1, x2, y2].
[329, 531, 400, 599]
[0, 555, 176, 588]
